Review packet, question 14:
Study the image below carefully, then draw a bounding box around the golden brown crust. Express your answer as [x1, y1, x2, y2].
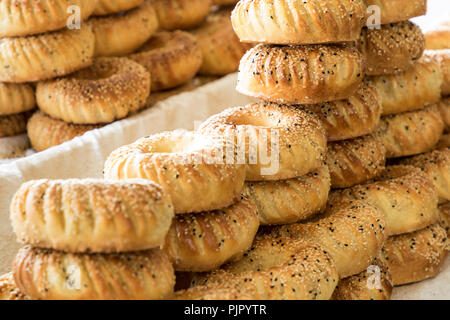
[0, 82, 35, 116]
[237, 44, 364, 104]
[331, 257, 393, 300]
[0, 112, 31, 138]
[27, 111, 102, 152]
[427, 50, 450, 96]
[243, 165, 330, 225]
[439, 202, 450, 237]
[130, 31, 202, 91]
[365, 0, 427, 25]
[369, 56, 442, 116]
[36, 57, 150, 124]
[13, 246, 175, 300]
[329, 165, 440, 236]
[266, 200, 387, 278]
[306, 82, 382, 141]
[10, 179, 174, 253]
[91, 0, 159, 57]
[213, 0, 237, 4]
[437, 133, 450, 149]
[437, 97, 450, 132]
[327, 134, 386, 189]
[0, 273, 29, 300]
[0, 24, 95, 83]
[399, 149, 450, 204]
[378, 105, 444, 158]
[231, 0, 366, 45]
[175, 243, 338, 300]
[380, 224, 448, 286]
[191, 9, 252, 76]
[94, 0, 144, 15]
[425, 21, 450, 50]
[198, 102, 327, 181]
[0, 0, 96, 37]
[358, 21, 425, 76]
[104, 130, 246, 214]
[163, 198, 259, 272]
[151, 0, 211, 31]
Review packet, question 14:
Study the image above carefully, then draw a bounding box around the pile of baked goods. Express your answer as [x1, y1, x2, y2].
[0, 0, 248, 157]
[1, 0, 449, 300]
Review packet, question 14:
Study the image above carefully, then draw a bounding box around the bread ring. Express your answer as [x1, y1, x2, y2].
[27, 112, 102, 152]
[191, 9, 252, 76]
[437, 97, 450, 132]
[399, 149, 450, 204]
[331, 257, 393, 300]
[242, 165, 330, 225]
[13, 246, 175, 300]
[213, 0, 237, 4]
[0, 273, 29, 300]
[267, 200, 387, 278]
[358, 21, 425, 76]
[306, 82, 382, 141]
[151, 0, 211, 31]
[380, 224, 448, 286]
[231, 0, 366, 45]
[329, 165, 440, 236]
[11, 179, 174, 253]
[129, 31, 202, 91]
[198, 102, 327, 181]
[0, 83, 35, 116]
[0, 112, 31, 138]
[36, 57, 150, 124]
[437, 133, 450, 149]
[175, 242, 338, 300]
[94, 0, 144, 15]
[378, 105, 444, 158]
[104, 130, 246, 214]
[0, 134, 30, 159]
[91, 0, 159, 57]
[425, 21, 450, 50]
[364, 0, 426, 25]
[327, 134, 386, 189]
[439, 202, 450, 237]
[237, 44, 364, 104]
[0, 24, 95, 83]
[0, 0, 95, 37]
[369, 56, 442, 116]
[163, 198, 259, 272]
[427, 50, 450, 96]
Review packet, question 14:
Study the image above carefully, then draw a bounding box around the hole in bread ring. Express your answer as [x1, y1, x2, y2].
[104, 130, 246, 214]
[36, 57, 150, 124]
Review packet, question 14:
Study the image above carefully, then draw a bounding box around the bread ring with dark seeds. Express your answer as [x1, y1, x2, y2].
[151, 0, 211, 31]
[427, 50, 450, 96]
[0, 112, 31, 138]
[0, 83, 35, 116]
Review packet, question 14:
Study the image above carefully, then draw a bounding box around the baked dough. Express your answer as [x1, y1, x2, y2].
[364, 0, 426, 25]
[231, 0, 366, 44]
[94, 0, 144, 15]
[380, 224, 448, 285]
[425, 21, 450, 50]
[329, 165, 440, 236]
[266, 200, 387, 278]
[326, 134, 386, 189]
[36, 57, 150, 124]
[163, 198, 259, 272]
[427, 50, 450, 96]
[399, 149, 450, 204]
[369, 56, 442, 116]
[0, 24, 95, 83]
[358, 21, 425, 76]
[242, 165, 330, 225]
[91, 0, 159, 57]
[11, 179, 174, 252]
[437, 133, 450, 149]
[237, 44, 364, 104]
[27, 112, 102, 152]
[0, 0, 95, 37]
[378, 105, 444, 158]
[198, 102, 327, 181]
[129, 31, 202, 91]
[0, 273, 29, 300]
[306, 82, 382, 141]
[0, 82, 35, 116]
[104, 130, 246, 214]
[0, 112, 31, 138]
[439, 202, 450, 237]
[13, 246, 175, 300]
[437, 97, 450, 132]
